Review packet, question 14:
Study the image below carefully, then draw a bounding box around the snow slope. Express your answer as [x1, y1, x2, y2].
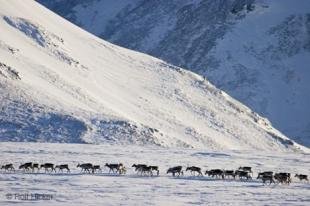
[0, 142, 309, 205]
[38, 0, 310, 146]
[0, 0, 306, 151]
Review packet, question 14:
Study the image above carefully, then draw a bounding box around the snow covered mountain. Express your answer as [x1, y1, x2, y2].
[0, 0, 306, 152]
[38, 0, 310, 147]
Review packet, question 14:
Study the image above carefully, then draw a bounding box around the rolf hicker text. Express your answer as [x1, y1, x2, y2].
[5, 193, 53, 201]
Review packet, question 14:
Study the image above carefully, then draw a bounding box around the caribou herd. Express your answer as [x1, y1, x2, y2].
[0, 162, 308, 185]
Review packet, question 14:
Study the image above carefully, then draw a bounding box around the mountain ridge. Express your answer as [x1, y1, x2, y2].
[0, 0, 307, 152]
[38, 0, 310, 146]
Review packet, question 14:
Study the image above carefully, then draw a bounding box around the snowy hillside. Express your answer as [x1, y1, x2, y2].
[38, 0, 310, 147]
[0, 0, 306, 152]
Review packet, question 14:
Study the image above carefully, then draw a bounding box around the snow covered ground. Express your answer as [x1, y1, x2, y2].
[1, 1, 309, 205]
[0, 142, 309, 205]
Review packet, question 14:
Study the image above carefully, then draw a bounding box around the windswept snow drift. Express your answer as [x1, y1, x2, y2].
[0, 0, 306, 152]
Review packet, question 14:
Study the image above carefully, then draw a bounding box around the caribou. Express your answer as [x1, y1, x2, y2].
[132, 164, 159, 176]
[257, 172, 275, 185]
[1, 163, 15, 172]
[167, 166, 183, 177]
[186, 166, 203, 176]
[235, 170, 251, 180]
[149, 166, 159, 176]
[92, 165, 102, 173]
[205, 169, 224, 179]
[274, 173, 291, 184]
[223, 170, 235, 179]
[32, 163, 40, 172]
[77, 163, 93, 173]
[238, 167, 253, 175]
[257, 171, 273, 179]
[295, 174, 308, 181]
[55, 164, 70, 173]
[132, 164, 148, 175]
[19, 162, 33, 172]
[40, 163, 56, 173]
[1, 159, 308, 188]
[105, 163, 126, 174]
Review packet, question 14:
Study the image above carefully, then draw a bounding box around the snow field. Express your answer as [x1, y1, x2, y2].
[0, 142, 309, 206]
